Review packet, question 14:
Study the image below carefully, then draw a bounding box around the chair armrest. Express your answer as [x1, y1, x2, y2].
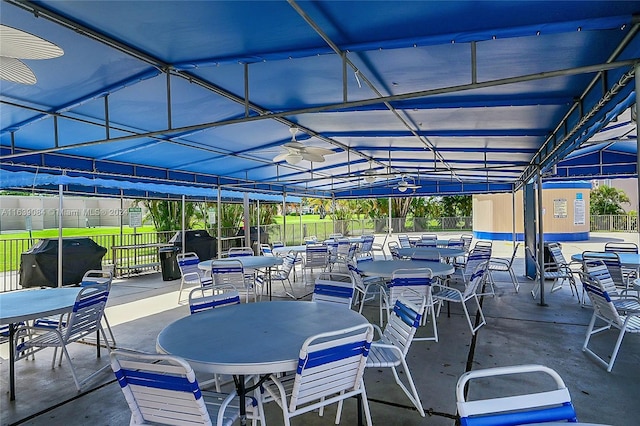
[183, 271, 203, 284]
[371, 324, 384, 339]
[370, 341, 404, 357]
[489, 258, 510, 267]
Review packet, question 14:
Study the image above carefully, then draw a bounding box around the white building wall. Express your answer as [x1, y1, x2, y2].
[0, 195, 139, 232]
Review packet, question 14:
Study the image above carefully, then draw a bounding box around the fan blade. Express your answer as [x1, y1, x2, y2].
[301, 152, 326, 162]
[0, 57, 36, 85]
[0, 25, 64, 59]
[303, 146, 334, 156]
[283, 141, 305, 150]
[273, 152, 290, 162]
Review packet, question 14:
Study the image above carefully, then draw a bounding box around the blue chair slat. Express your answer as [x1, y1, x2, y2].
[460, 404, 577, 426]
[313, 283, 354, 299]
[393, 299, 422, 328]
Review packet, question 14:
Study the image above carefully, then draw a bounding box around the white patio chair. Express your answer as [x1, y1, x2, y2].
[580, 258, 640, 312]
[604, 241, 639, 284]
[528, 245, 580, 302]
[447, 238, 464, 249]
[418, 234, 437, 248]
[456, 364, 578, 425]
[347, 258, 386, 315]
[177, 252, 212, 303]
[582, 272, 640, 372]
[262, 323, 374, 426]
[397, 234, 411, 248]
[460, 233, 473, 252]
[303, 243, 329, 284]
[110, 349, 263, 426]
[330, 238, 353, 271]
[487, 242, 520, 293]
[212, 259, 256, 303]
[451, 248, 491, 288]
[580, 252, 629, 305]
[366, 295, 427, 417]
[268, 251, 297, 299]
[228, 246, 254, 257]
[548, 242, 580, 295]
[188, 284, 241, 314]
[259, 243, 274, 256]
[34, 269, 117, 348]
[15, 282, 112, 391]
[388, 240, 401, 259]
[380, 268, 438, 342]
[311, 272, 356, 308]
[358, 235, 375, 258]
[432, 261, 488, 335]
[371, 233, 388, 260]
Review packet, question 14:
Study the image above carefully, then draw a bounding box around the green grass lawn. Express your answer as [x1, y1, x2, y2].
[273, 214, 332, 224]
[0, 226, 157, 240]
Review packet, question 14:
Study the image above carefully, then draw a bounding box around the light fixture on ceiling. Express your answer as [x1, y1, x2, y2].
[273, 126, 334, 165]
[285, 152, 303, 165]
[363, 161, 377, 183]
[396, 176, 421, 193]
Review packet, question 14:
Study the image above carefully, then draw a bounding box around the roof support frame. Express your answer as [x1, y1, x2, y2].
[4, 58, 636, 163]
[516, 20, 640, 188]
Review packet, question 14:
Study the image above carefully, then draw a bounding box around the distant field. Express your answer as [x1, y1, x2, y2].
[0, 226, 157, 240]
[273, 214, 331, 224]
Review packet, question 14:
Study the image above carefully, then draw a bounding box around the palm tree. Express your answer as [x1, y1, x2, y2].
[138, 200, 198, 235]
[590, 185, 630, 215]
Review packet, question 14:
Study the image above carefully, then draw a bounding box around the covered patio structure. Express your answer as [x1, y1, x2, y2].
[2, 1, 640, 425]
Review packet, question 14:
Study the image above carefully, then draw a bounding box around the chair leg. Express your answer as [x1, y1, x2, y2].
[177, 279, 185, 303]
[531, 281, 539, 299]
[101, 314, 117, 347]
[582, 313, 618, 372]
[465, 295, 486, 335]
[390, 361, 425, 416]
[607, 326, 628, 372]
[414, 303, 438, 342]
[509, 268, 520, 293]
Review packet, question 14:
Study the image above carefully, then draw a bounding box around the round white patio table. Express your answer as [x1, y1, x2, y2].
[157, 301, 368, 425]
[324, 236, 364, 244]
[357, 259, 455, 279]
[272, 244, 307, 255]
[397, 247, 464, 260]
[0, 287, 82, 401]
[198, 256, 283, 300]
[198, 256, 283, 271]
[570, 252, 640, 269]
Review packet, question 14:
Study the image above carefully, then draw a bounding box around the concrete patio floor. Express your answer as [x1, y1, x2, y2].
[2, 232, 639, 425]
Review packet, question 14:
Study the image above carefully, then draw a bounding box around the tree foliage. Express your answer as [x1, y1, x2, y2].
[138, 200, 198, 233]
[590, 185, 630, 215]
[441, 195, 472, 216]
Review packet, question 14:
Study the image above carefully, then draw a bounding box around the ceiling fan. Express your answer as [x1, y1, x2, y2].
[0, 24, 64, 85]
[395, 176, 421, 193]
[273, 127, 334, 165]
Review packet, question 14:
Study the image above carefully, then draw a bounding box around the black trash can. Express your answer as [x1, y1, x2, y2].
[170, 230, 217, 260]
[159, 246, 181, 281]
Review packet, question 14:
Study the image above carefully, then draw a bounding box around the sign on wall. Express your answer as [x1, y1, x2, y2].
[553, 199, 567, 218]
[128, 207, 142, 228]
[574, 199, 585, 225]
